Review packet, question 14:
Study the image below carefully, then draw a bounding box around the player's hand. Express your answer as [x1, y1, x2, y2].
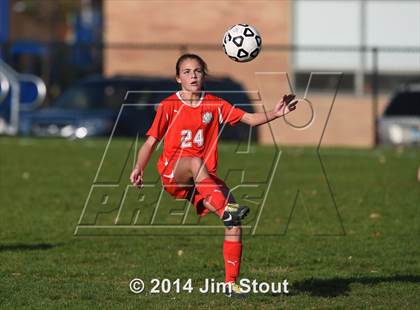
[273, 94, 298, 117]
[130, 167, 144, 188]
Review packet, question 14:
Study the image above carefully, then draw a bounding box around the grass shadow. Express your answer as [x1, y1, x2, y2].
[0, 243, 61, 252]
[292, 275, 420, 297]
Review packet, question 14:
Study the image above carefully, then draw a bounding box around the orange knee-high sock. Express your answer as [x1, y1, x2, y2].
[195, 177, 227, 217]
[223, 240, 242, 283]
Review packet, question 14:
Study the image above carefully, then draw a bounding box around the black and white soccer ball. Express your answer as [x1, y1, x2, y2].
[223, 24, 262, 62]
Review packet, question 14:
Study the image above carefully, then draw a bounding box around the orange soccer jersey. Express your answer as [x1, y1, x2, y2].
[146, 91, 246, 177]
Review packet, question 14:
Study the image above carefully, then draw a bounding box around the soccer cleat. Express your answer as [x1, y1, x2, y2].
[222, 203, 249, 227]
[224, 281, 247, 298]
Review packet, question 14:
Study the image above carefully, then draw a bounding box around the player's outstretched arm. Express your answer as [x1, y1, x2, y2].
[240, 94, 297, 127]
[130, 136, 159, 188]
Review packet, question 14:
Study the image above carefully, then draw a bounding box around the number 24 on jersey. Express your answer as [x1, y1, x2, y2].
[181, 129, 204, 148]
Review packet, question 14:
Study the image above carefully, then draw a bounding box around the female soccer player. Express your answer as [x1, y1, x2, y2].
[130, 54, 297, 297]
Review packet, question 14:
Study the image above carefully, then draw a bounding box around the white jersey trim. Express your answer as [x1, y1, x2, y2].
[176, 91, 205, 108]
[217, 107, 223, 124]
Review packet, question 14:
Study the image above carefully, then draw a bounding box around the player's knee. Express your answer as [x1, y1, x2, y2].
[190, 157, 205, 173]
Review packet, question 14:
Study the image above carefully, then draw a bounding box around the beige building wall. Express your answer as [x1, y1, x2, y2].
[103, 0, 290, 78]
[103, 0, 383, 147]
[269, 92, 388, 147]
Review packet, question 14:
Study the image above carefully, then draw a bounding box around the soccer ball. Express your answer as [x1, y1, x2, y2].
[222, 24, 262, 62]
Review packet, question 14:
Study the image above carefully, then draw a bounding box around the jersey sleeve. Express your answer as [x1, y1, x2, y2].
[146, 103, 169, 141]
[218, 99, 246, 126]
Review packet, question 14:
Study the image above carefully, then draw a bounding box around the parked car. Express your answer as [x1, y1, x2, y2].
[378, 82, 420, 145]
[19, 75, 256, 140]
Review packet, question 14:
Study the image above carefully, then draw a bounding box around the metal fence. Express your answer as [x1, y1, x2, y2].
[0, 41, 419, 141]
[1, 41, 419, 95]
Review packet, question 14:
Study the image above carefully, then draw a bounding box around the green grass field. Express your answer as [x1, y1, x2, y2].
[1, 137, 419, 309]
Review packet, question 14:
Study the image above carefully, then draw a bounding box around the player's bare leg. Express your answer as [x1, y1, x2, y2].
[174, 156, 228, 215]
[173, 156, 212, 184]
[173, 157, 248, 224]
[173, 157, 243, 235]
[173, 157, 217, 213]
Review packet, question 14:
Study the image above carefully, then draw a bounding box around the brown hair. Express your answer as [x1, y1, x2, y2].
[175, 54, 208, 77]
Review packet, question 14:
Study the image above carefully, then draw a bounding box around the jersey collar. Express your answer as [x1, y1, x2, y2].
[176, 91, 205, 108]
